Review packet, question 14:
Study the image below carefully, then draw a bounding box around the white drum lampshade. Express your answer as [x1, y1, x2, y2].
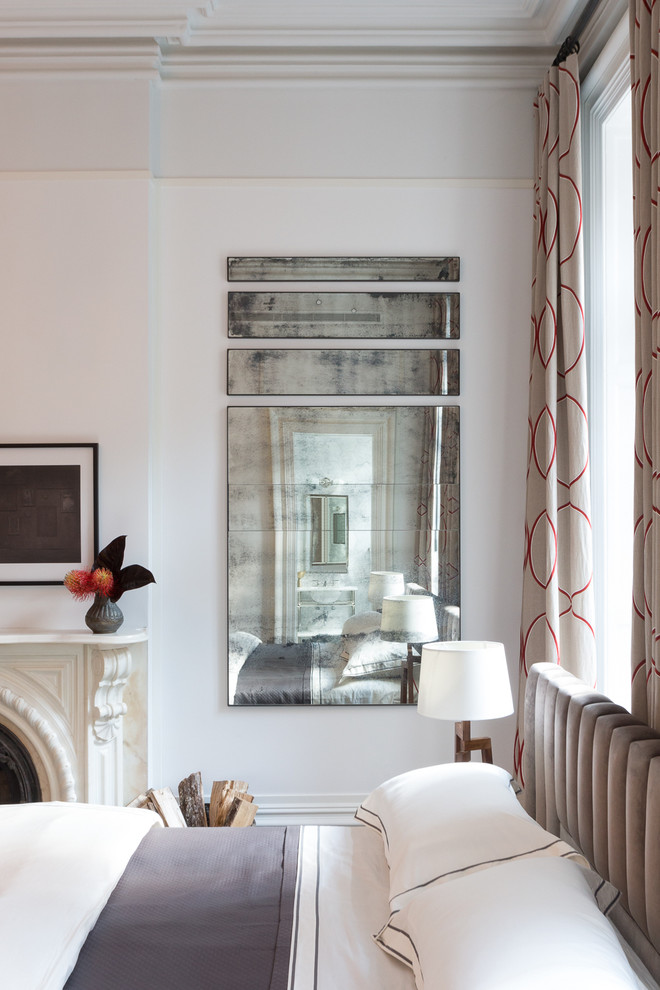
[418, 641, 513, 762]
[368, 571, 405, 610]
[381, 594, 438, 705]
[380, 594, 438, 645]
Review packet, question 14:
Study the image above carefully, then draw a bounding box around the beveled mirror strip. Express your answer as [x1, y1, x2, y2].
[227, 348, 459, 396]
[227, 256, 460, 282]
[228, 291, 460, 339]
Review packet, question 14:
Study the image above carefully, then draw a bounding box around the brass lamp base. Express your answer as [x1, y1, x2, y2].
[454, 720, 493, 763]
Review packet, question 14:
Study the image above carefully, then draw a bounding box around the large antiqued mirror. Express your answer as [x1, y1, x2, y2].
[228, 405, 460, 705]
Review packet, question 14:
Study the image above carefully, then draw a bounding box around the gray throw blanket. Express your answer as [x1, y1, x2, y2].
[65, 825, 300, 990]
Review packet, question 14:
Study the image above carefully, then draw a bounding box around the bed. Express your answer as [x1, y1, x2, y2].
[4, 661, 660, 989]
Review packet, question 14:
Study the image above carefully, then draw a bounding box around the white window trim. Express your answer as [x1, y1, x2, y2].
[582, 15, 632, 701]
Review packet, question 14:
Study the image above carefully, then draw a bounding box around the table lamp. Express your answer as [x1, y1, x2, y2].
[368, 571, 405, 611]
[380, 594, 438, 704]
[417, 641, 513, 763]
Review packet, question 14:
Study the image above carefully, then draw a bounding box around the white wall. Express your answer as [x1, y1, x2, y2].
[0, 174, 152, 631]
[154, 179, 530, 805]
[153, 70, 533, 807]
[0, 61, 534, 812]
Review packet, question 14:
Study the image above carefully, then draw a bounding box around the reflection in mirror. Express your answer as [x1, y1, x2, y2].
[227, 348, 459, 396]
[228, 405, 460, 706]
[310, 495, 348, 568]
[227, 291, 460, 339]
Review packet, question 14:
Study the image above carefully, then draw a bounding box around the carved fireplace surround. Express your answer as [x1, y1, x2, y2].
[0, 630, 148, 806]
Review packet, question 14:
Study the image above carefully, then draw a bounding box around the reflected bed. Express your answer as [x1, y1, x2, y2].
[230, 632, 404, 705]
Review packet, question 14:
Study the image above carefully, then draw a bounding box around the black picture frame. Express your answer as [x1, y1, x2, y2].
[0, 443, 99, 585]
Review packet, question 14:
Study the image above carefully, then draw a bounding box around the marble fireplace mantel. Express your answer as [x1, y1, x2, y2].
[0, 629, 148, 806]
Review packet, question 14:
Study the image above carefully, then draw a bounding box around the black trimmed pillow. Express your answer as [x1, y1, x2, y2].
[355, 762, 586, 911]
[375, 856, 638, 989]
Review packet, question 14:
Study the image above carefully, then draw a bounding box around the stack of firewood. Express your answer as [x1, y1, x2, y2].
[128, 773, 257, 828]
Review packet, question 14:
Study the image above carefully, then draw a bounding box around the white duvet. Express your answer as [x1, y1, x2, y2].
[290, 825, 415, 990]
[0, 801, 162, 990]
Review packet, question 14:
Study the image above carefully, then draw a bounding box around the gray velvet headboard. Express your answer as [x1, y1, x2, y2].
[523, 662, 660, 982]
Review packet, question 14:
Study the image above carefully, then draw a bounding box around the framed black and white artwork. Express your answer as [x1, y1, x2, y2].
[0, 443, 99, 585]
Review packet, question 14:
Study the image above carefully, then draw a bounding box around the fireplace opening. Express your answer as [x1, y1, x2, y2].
[0, 723, 41, 804]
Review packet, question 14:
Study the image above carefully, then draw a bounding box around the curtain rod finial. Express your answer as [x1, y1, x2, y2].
[553, 35, 580, 67]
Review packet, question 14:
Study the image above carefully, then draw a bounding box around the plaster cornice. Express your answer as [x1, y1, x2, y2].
[0, 0, 588, 49]
[158, 45, 554, 85]
[0, 0, 624, 82]
[0, 38, 161, 75]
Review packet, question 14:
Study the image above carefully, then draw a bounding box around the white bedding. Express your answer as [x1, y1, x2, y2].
[289, 823, 654, 990]
[0, 801, 162, 990]
[2, 786, 657, 990]
[289, 825, 414, 990]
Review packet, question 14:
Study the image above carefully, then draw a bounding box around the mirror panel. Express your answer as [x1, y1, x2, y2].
[227, 256, 460, 282]
[228, 405, 460, 706]
[228, 291, 460, 339]
[228, 348, 459, 396]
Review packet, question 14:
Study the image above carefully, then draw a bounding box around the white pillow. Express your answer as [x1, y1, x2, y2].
[375, 856, 639, 989]
[340, 634, 404, 679]
[355, 762, 586, 910]
[342, 611, 382, 636]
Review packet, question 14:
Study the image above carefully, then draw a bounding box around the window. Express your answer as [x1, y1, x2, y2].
[584, 27, 635, 708]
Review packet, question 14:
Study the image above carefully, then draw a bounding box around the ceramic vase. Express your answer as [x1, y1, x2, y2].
[85, 593, 124, 634]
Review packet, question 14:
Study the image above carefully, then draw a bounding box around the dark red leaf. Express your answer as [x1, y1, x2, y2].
[112, 563, 156, 601]
[95, 535, 126, 574]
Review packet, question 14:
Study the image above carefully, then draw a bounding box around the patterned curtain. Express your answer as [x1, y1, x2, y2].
[414, 406, 460, 608]
[630, 0, 660, 727]
[514, 53, 596, 783]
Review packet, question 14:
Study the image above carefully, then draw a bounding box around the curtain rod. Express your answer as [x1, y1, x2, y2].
[552, 0, 602, 65]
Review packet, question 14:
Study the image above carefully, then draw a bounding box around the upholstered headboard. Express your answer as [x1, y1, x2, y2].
[523, 662, 660, 981]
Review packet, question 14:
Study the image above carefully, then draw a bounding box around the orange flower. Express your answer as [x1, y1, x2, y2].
[92, 567, 115, 598]
[63, 569, 96, 601]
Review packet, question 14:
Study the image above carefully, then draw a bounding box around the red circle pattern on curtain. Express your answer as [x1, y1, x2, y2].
[514, 52, 596, 785]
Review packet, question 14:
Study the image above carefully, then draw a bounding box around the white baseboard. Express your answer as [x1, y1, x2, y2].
[251, 793, 363, 827]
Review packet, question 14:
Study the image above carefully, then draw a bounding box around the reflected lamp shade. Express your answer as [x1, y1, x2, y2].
[368, 571, 406, 611]
[380, 594, 438, 645]
[418, 641, 513, 721]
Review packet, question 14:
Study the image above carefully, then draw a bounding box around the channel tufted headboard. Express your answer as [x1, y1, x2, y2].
[523, 662, 660, 982]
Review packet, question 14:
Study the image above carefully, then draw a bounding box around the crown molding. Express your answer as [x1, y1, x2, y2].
[0, 0, 607, 81]
[0, 1, 590, 48]
[181, 0, 586, 48]
[0, 35, 554, 83]
[0, 2, 202, 40]
[158, 45, 554, 85]
[0, 38, 161, 74]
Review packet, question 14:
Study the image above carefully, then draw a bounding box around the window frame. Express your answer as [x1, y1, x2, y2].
[582, 16, 634, 705]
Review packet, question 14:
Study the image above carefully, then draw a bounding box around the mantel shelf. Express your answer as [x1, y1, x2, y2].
[0, 628, 147, 646]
